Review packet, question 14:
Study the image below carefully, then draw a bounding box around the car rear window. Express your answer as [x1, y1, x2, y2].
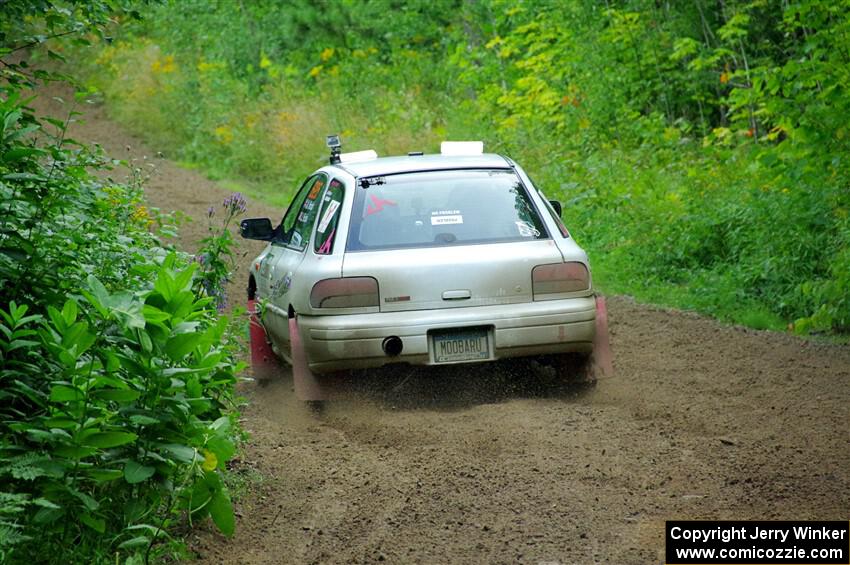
[346, 169, 548, 251]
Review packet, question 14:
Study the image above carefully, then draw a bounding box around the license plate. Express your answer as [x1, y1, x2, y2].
[431, 328, 490, 363]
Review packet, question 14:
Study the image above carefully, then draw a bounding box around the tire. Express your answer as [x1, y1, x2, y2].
[533, 352, 596, 389]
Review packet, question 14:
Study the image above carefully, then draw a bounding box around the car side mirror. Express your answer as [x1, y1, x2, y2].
[240, 218, 275, 241]
[549, 200, 562, 216]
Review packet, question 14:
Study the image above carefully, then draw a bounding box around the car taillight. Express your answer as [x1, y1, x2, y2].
[532, 262, 590, 299]
[310, 277, 379, 308]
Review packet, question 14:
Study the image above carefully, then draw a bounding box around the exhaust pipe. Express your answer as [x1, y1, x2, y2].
[382, 336, 403, 357]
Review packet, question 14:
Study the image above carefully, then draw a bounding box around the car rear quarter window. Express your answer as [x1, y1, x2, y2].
[346, 169, 548, 251]
[314, 179, 345, 254]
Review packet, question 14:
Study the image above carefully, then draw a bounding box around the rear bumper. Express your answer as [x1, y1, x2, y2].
[298, 296, 596, 373]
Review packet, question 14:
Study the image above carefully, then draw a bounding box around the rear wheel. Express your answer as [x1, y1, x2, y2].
[532, 352, 596, 389]
[552, 352, 595, 384]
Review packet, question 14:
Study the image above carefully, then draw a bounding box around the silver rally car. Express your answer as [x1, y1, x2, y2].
[241, 138, 612, 399]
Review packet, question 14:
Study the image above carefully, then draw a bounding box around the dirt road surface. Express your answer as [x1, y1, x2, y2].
[35, 92, 850, 564]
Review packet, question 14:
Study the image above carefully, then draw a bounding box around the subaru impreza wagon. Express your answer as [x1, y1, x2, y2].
[241, 139, 611, 399]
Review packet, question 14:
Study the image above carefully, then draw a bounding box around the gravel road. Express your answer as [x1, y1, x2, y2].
[35, 91, 850, 565]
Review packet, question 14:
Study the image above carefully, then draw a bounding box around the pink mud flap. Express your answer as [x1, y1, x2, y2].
[591, 295, 614, 378]
[248, 299, 278, 382]
[289, 316, 328, 401]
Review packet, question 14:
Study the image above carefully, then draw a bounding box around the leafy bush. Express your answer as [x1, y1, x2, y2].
[1, 3, 244, 562]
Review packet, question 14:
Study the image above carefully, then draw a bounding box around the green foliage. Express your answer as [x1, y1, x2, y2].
[76, 0, 850, 337]
[196, 192, 248, 310]
[0, 266, 239, 561]
[2, 2, 244, 563]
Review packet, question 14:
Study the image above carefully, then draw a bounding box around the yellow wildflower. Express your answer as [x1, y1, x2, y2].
[214, 125, 234, 144]
[202, 450, 218, 471]
[161, 55, 176, 73]
[152, 55, 177, 74]
[131, 205, 149, 222]
[309, 65, 323, 78]
[320, 47, 335, 62]
[197, 60, 218, 73]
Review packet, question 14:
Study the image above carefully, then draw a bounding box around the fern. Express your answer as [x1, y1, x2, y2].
[0, 523, 32, 555]
[0, 453, 57, 481]
[0, 492, 29, 516]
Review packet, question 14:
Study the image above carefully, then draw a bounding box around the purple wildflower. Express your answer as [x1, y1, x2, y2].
[222, 192, 247, 215]
[216, 293, 228, 312]
[207, 205, 216, 218]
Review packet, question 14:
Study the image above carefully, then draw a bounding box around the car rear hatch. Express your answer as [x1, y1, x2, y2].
[342, 167, 569, 311]
[341, 240, 564, 312]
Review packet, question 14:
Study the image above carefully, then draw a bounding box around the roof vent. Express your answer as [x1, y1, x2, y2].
[339, 149, 378, 164]
[440, 141, 484, 156]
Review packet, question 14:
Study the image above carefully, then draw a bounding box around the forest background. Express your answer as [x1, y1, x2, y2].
[80, 0, 850, 336]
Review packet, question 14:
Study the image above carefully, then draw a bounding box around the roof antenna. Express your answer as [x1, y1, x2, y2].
[326, 134, 341, 165]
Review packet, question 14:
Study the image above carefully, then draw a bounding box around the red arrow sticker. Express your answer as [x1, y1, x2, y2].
[365, 194, 397, 216]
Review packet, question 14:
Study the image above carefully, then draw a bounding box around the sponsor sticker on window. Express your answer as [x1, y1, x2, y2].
[431, 210, 463, 226]
[307, 179, 325, 200]
[318, 200, 340, 233]
[432, 215, 463, 225]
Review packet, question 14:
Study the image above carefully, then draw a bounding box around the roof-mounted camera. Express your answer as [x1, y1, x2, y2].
[326, 134, 341, 164]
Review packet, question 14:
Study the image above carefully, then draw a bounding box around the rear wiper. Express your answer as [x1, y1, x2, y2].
[359, 176, 385, 189]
